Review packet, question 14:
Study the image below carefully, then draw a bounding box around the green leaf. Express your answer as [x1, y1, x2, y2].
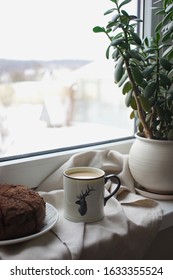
[129, 15, 138, 21]
[125, 90, 132, 107]
[114, 59, 124, 83]
[154, 9, 164, 16]
[168, 68, 173, 80]
[160, 58, 172, 71]
[139, 95, 151, 112]
[143, 65, 156, 78]
[130, 110, 135, 119]
[122, 81, 132, 95]
[106, 45, 111, 59]
[144, 37, 149, 47]
[104, 8, 117, 15]
[145, 54, 157, 61]
[106, 28, 112, 34]
[118, 72, 128, 87]
[162, 45, 173, 57]
[155, 21, 162, 32]
[168, 50, 173, 60]
[93, 26, 105, 33]
[162, 11, 173, 25]
[162, 31, 172, 42]
[160, 73, 172, 88]
[131, 66, 143, 85]
[111, 38, 125, 46]
[156, 32, 160, 43]
[106, 21, 117, 28]
[121, 10, 129, 17]
[119, 0, 132, 9]
[165, 3, 173, 13]
[130, 96, 137, 110]
[131, 32, 142, 45]
[159, 43, 171, 51]
[165, 21, 173, 32]
[112, 49, 120, 59]
[128, 50, 144, 61]
[144, 82, 156, 98]
[145, 46, 157, 53]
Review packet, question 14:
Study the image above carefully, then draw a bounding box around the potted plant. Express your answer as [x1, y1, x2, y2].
[93, 0, 173, 195]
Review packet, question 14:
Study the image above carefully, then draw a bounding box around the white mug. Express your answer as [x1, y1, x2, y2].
[63, 167, 121, 222]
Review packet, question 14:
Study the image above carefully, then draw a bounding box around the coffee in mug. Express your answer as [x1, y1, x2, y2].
[63, 167, 121, 222]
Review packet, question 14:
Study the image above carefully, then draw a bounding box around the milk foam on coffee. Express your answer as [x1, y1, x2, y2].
[69, 171, 99, 179]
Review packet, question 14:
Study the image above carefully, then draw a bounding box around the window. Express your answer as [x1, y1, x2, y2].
[0, 0, 139, 161]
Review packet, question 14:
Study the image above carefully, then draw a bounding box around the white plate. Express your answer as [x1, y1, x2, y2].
[0, 203, 58, 246]
[135, 187, 173, 201]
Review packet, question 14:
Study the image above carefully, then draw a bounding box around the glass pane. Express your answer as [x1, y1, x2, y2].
[0, 0, 136, 159]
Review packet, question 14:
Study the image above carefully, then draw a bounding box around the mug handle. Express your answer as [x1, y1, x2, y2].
[104, 174, 121, 205]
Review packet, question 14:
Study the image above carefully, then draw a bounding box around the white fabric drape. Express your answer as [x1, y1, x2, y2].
[0, 150, 162, 260]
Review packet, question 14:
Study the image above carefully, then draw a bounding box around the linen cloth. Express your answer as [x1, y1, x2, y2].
[0, 150, 163, 260]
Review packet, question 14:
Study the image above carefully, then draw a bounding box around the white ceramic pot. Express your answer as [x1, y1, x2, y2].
[129, 134, 173, 194]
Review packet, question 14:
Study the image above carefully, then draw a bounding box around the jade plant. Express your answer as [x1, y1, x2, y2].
[93, 0, 173, 140]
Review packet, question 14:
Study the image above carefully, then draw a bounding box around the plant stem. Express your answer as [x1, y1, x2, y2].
[116, 8, 153, 139]
[124, 57, 153, 138]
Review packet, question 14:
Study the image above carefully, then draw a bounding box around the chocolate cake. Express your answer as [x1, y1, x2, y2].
[0, 184, 46, 241]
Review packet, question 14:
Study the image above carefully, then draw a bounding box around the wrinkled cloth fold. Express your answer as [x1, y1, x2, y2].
[0, 150, 163, 260]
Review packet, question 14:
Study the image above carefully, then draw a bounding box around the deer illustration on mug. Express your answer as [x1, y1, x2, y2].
[75, 185, 95, 216]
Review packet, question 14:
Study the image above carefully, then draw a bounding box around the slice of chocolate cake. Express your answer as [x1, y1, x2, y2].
[0, 184, 46, 240]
